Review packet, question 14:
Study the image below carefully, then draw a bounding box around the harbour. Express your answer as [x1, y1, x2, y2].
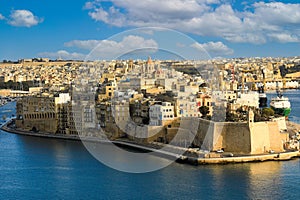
[1, 89, 300, 167]
[1, 1, 300, 199]
[1, 98, 300, 199]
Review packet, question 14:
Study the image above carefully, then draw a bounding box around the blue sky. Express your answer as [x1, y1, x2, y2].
[0, 0, 300, 60]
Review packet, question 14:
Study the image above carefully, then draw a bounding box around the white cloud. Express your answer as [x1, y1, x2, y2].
[65, 35, 158, 60]
[267, 33, 299, 43]
[191, 41, 234, 56]
[8, 10, 43, 27]
[38, 50, 85, 60]
[0, 13, 4, 20]
[65, 40, 101, 50]
[84, 1, 96, 9]
[85, 0, 300, 44]
[205, 0, 221, 4]
[86, 0, 211, 27]
[41, 35, 158, 60]
[251, 2, 300, 26]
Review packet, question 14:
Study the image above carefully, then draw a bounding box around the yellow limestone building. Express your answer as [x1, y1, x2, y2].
[191, 110, 289, 154]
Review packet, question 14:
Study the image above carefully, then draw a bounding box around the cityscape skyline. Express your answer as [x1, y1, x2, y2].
[1, 0, 300, 60]
[2, 0, 300, 198]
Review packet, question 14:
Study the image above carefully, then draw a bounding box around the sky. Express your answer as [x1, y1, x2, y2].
[0, 0, 300, 60]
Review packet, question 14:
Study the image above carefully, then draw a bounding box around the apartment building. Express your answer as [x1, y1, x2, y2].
[149, 102, 174, 126]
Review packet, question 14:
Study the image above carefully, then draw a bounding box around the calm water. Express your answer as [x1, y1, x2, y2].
[1, 91, 300, 200]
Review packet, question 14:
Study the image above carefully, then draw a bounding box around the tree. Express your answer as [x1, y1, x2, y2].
[199, 106, 210, 118]
[262, 107, 275, 118]
[253, 108, 264, 122]
[226, 112, 239, 122]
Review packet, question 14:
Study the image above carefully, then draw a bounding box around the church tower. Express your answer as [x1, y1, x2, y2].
[128, 59, 133, 72]
[146, 56, 155, 73]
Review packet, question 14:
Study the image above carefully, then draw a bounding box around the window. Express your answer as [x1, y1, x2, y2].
[180, 86, 185, 92]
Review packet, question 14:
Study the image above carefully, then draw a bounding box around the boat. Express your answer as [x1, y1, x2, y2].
[270, 96, 291, 117]
[270, 84, 291, 117]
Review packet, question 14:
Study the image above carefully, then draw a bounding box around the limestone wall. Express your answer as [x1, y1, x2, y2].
[192, 119, 251, 153]
[191, 118, 287, 154]
[249, 122, 271, 154]
[268, 122, 288, 152]
[221, 123, 251, 154]
[193, 118, 214, 149]
[16, 118, 57, 134]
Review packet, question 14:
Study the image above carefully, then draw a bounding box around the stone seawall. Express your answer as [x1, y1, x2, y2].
[181, 117, 289, 154]
[197, 151, 300, 164]
[2, 120, 299, 166]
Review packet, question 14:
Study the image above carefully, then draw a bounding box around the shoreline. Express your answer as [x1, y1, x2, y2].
[0, 121, 184, 161]
[1, 120, 300, 165]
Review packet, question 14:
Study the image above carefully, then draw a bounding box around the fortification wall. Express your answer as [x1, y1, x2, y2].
[16, 118, 57, 134]
[249, 122, 271, 154]
[193, 118, 286, 154]
[221, 123, 251, 154]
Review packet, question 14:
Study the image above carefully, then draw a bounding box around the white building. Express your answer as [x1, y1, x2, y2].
[265, 80, 299, 90]
[236, 92, 259, 108]
[55, 93, 71, 104]
[212, 90, 237, 101]
[176, 96, 201, 118]
[176, 82, 199, 98]
[149, 102, 174, 126]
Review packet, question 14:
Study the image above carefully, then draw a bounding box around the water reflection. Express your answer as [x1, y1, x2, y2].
[247, 162, 282, 199]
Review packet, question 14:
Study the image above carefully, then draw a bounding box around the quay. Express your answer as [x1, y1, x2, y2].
[1, 119, 184, 161]
[1, 119, 300, 166]
[195, 151, 300, 164]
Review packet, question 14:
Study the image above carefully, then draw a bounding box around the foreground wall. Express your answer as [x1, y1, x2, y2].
[192, 118, 288, 154]
[193, 119, 251, 154]
[16, 118, 57, 134]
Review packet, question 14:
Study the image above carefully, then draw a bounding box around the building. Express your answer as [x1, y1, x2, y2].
[213, 90, 237, 101]
[176, 96, 201, 118]
[55, 93, 71, 134]
[15, 96, 57, 133]
[149, 102, 174, 126]
[236, 92, 259, 108]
